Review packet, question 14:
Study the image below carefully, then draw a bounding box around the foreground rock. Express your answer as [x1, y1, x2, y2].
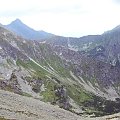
[1, 89, 120, 120]
[0, 90, 82, 120]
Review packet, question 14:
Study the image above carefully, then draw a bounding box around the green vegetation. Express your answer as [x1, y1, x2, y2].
[41, 90, 55, 102]
[41, 80, 56, 102]
[16, 59, 28, 69]
[16, 51, 111, 116]
[22, 92, 32, 97]
[67, 84, 92, 104]
[16, 59, 93, 106]
[39, 43, 72, 78]
[0, 117, 7, 120]
[47, 55, 71, 78]
[16, 59, 50, 79]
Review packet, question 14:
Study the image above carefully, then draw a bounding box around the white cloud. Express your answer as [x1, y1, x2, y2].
[0, 0, 120, 37]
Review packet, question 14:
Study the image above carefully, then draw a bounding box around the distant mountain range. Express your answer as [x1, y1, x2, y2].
[4, 19, 120, 52]
[4, 19, 54, 40]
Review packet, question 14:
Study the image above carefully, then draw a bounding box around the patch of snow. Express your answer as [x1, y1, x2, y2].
[59, 52, 62, 56]
[69, 46, 78, 51]
[13, 60, 16, 65]
[67, 38, 78, 51]
[111, 59, 117, 66]
[97, 48, 102, 51]
[10, 41, 20, 50]
[29, 57, 48, 71]
[40, 84, 45, 92]
[28, 57, 57, 76]
[39, 41, 46, 43]
[23, 40, 26, 43]
[2, 32, 7, 36]
[82, 42, 92, 50]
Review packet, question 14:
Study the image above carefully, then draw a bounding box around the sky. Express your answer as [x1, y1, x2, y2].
[0, 0, 120, 37]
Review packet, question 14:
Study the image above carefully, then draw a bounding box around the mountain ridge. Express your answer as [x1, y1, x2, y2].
[1, 21, 120, 118]
[4, 19, 54, 40]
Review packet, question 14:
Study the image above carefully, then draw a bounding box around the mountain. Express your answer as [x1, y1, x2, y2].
[44, 24, 120, 65]
[1, 23, 120, 119]
[4, 19, 102, 50]
[45, 35, 102, 51]
[4, 19, 54, 40]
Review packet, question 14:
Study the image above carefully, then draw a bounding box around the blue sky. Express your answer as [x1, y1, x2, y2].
[0, 0, 120, 37]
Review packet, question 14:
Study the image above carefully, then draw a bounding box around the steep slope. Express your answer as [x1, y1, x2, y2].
[4, 19, 120, 58]
[4, 19, 102, 51]
[1, 25, 120, 117]
[1, 89, 120, 120]
[53, 45, 120, 99]
[45, 35, 101, 51]
[87, 25, 120, 65]
[0, 26, 90, 114]
[4, 19, 54, 40]
[0, 89, 82, 120]
[44, 24, 120, 67]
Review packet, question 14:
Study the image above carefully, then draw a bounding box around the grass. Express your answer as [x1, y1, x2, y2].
[16, 59, 28, 69]
[0, 117, 7, 120]
[67, 84, 92, 104]
[16, 59, 50, 79]
[22, 92, 32, 97]
[41, 80, 57, 102]
[41, 90, 55, 102]
[17, 59, 93, 104]
[38, 43, 73, 78]
[16, 57, 98, 113]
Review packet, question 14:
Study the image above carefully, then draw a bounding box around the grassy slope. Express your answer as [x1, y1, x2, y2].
[16, 56, 92, 104]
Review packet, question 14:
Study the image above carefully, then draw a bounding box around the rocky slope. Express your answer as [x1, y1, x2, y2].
[1, 24, 120, 117]
[1, 89, 120, 120]
[0, 89, 83, 120]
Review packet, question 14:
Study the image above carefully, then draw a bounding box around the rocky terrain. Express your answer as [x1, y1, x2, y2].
[1, 20, 120, 119]
[1, 89, 120, 120]
[0, 89, 82, 120]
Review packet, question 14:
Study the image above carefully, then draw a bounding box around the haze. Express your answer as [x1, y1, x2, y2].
[0, 0, 120, 37]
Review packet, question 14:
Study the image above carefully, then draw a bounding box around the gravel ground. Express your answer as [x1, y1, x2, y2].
[0, 90, 120, 120]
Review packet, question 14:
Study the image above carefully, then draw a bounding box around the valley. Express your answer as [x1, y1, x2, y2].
[0, 20, 120, 119]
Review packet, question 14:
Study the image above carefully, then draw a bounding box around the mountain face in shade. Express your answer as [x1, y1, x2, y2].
[4, 19, 54, 40]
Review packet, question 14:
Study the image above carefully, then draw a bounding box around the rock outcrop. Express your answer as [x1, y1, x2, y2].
[0, 72, 22, 94]
[53, 85, 70, 110]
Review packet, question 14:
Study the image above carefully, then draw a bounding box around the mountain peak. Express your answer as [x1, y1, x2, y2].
[5, 19, 54, 40]
[14, 18, 21, 22]
[10, 19, 24, 25]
